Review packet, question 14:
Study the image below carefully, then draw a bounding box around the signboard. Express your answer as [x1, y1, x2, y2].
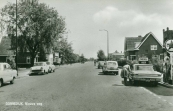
[138, 57, 148, 61]
[138, 57, 149, 64]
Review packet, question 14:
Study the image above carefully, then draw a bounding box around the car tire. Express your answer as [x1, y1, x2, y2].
[152, 82, 158, 87]
[129, 79, 134, 86]
[43, 71, 46, 75]
[0, 79, 3, 87]
[116, 72, 118, 75]
[10, 78, 14, 84]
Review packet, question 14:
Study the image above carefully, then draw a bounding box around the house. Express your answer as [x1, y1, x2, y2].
[0, 36, 15, 63]
[0, 36, 39, 68]
[109, 50, 124, 60]
[124, 32, 163, 61]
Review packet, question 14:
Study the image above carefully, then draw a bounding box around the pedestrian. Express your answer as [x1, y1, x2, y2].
[121, 61, 132, 86]
[94, 60, 96, 66]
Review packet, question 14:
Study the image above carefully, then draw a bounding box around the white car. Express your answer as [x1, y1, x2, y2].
[46, 61, 55, 73]
[0, 63, 17, 87]
[30, 62, 49, 75]
[102, 61, 119, 75]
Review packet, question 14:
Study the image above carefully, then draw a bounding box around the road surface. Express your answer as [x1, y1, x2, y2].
[0, 62, 173, 111]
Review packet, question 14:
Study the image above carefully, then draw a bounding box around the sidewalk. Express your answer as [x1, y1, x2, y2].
[17, 68, 30, 78]
[158, 76, 173, 88]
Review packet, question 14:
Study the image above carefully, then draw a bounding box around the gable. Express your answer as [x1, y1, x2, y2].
[138, 34, 163, 54]
[136, 32, 162, 49]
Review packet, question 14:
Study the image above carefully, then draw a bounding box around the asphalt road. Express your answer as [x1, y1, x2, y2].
[0, 62, 173, 111]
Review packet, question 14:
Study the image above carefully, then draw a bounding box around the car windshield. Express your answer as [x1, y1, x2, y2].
[107, 62, 116, 65]
[34, 63, 44, 66]
[135, 65, 154, 71]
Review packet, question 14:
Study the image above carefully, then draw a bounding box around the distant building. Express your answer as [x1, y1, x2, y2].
[109, 50, 124, 60]
[124, 32, 163, 61]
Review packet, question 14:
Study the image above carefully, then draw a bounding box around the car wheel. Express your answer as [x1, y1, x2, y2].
[129, 79, 134, 86]
[43, 71, 46, 75]
[10, 78, 14, 84]
[124, 77, 128, 86]
[0, 79, 3, 87]
[152, 82, 158, 87]
[116, 72, 118, 75]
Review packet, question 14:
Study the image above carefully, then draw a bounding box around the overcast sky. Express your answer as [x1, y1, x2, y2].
[1, 0, 173, 58]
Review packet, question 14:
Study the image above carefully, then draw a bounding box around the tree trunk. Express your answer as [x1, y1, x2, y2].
[31, 54, 35, 67]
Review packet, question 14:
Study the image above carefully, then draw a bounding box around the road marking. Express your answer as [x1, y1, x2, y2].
[141, 87, 173, 106]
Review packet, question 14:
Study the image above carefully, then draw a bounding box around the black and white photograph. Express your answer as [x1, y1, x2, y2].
[0, 0, 173, 111]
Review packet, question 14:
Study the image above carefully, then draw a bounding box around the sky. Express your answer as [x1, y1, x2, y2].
[0, 0, 173, 58]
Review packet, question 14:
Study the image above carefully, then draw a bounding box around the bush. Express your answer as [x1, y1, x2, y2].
[150, 57, 163, 73]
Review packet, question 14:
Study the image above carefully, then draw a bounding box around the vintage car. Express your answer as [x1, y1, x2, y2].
[98, 61, 105, 69]
[102, 61, 119, 75]
[46, 61, 56, 73]
[121, 64, 162, 86]
[30, 62, 49, 75]
[0, 63, 17, 87]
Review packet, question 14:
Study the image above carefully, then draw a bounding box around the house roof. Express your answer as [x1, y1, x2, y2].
[0, 37, 14, 56]
[125, 32, 163, 51]
[136, 32, 162, 49]
[110, 52, 124, 56]
[125, 37, 143, 51]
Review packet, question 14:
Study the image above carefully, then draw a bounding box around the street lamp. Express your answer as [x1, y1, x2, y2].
[16, 0, 18, 76]
[99, 29, 109, 60]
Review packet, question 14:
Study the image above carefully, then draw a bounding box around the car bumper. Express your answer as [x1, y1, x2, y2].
[132, 77, 162, 82]
[30, 70, 44, 74]
[104, 69, 119, 73]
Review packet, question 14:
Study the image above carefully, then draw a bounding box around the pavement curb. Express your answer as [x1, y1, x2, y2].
[158, 82, 173, 88]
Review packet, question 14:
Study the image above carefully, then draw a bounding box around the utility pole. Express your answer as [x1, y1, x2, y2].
[16, 0, 18, 76]
[99, 29, 109, 60]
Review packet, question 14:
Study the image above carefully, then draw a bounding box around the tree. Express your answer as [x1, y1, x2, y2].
[97, 50, 106, 61]
[0, 0, 66, 66]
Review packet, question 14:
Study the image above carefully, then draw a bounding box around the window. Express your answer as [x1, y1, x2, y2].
[26, 57, 31, 64]
[151, 45, 157, 50]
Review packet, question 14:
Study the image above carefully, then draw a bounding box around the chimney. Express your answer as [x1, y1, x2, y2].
[167, 27, 169, 31]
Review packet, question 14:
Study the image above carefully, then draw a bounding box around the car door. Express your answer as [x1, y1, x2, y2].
[5, 64, 13, 82]
[2, 64, 11, 82]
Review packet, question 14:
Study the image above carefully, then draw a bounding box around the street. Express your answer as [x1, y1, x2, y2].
[0, 62, 173, 111]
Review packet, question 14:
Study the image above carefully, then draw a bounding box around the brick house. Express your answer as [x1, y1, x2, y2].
[124, 32, 163, 61]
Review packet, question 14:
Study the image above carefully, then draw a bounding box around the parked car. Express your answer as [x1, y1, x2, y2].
[30, 62, 49, 75]
[0, 63, 17, 87]
[98, 61, 105, 69]
[46, 61, 55, 73]
[102, 61, 119, 75]
[121, 64, 162, 86]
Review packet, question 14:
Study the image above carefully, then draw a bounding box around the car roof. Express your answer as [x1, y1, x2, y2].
[34, 62, 46, 63]
[106, 61, 117, 62]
